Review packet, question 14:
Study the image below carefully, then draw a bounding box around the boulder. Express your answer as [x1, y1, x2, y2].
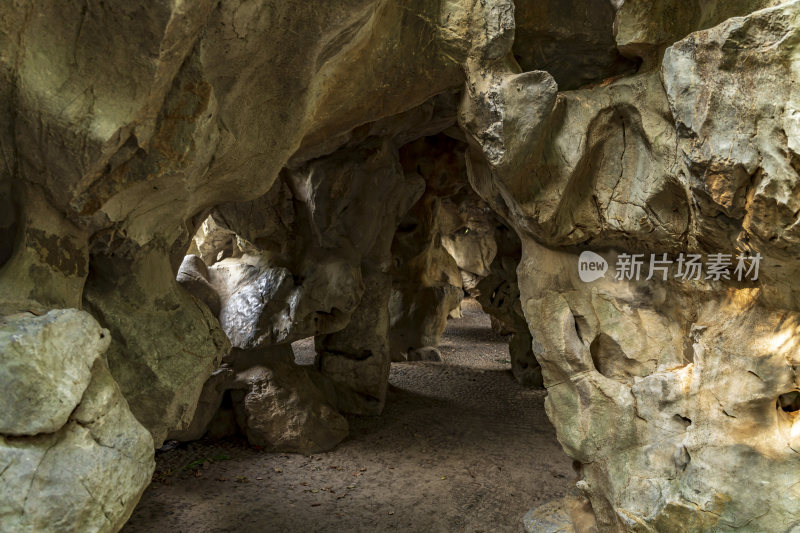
[209, 254, 362, 349]
[0, 312, 154, 533]
[0, 310, 109, 436]
[230, 347, 349, 454]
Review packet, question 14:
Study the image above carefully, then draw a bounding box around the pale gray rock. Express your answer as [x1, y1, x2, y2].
[209, 254, 362, 349]
[0, 359, 154, 533]
[0, 310, 109, 436]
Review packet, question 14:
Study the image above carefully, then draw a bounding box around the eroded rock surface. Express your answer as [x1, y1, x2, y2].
[0, 310, 108, 436]
[475, 226, 543, 388]
[459, 0, 800, 530]
[0, 312, 154, 533]
[83, 245, 230, 448]
[231, 347, 349, 454]
[171, 346, 348, 454]
[2, 0, 800, 530]
[176, 254, 221, 317]
[388, 135, 469, 361]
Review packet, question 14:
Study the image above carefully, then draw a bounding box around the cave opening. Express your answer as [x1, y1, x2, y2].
[117, 122, 576, 531]
[6, 1, 800, 532]
[779, 391, 800, 414]
[122, 300, 572, 532]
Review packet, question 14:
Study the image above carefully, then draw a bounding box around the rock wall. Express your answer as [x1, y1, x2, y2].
[459, 1, 800, 530]
[1, 0, 799, 531]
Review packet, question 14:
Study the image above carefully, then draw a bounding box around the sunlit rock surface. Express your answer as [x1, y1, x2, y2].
[0, 310, 108, 436]
[460, 0, 800, 530]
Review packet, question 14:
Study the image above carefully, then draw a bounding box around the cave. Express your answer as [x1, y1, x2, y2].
[2, 1, 800, 532]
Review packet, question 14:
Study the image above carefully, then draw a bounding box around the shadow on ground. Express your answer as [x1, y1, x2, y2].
[122, 300, 573, 533]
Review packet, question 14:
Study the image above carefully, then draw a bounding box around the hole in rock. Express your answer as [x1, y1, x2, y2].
[123, 300, 573, 532]
[779, 391, 800, 413]
[127, 118, 573, 531]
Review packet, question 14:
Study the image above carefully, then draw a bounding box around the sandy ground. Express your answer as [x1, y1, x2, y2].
[123, 300, 573, 533]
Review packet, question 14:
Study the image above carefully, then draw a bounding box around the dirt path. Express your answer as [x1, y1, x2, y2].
[123, 300, 573, 533]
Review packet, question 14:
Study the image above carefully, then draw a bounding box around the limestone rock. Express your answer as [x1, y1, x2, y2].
[310, 140, 426, 415]
[4, 0, 800, 531]
[663, 0, 800, 291]
[615, 0, 785, 64]
[406, 347, 443, 362]
[0, 310, 109, 436]
[313, 264, 395, 415]
[440, 194, 498, 281]
[171, 346, 349, 452]
[230, 347, 348, 454]
[0, 350, 154, 533]
[389, 135, 468, 360]
[0, 185, 89, 312]
[461, 0, 800, 530]
[176, 254, 221, 316]
[188, 215, 239, 267]
[84, 245, 230, 447]
[2, 0, 464, 253]
[508, 327, 543, 389]
[524, 489, 599, 533]
[514, 0, 636, 90]
[209, 254, 362, 349]
[389, 284, 462, 361]
[523, 500, 575, 533]
[209, 133, 428, 414]
[475, 227, 543, 388]
[167, 364, 235, 442]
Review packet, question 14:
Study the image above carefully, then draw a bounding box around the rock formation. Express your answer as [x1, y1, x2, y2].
[1, 0, 799, 531]
[0, 311, 154, 532]
[389, 134, 468, 362]
[460, 1, 800, 530]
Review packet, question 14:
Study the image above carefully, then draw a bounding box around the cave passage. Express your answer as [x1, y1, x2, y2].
[122, 300, 573, 532]
[5, 2, 800, 532]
